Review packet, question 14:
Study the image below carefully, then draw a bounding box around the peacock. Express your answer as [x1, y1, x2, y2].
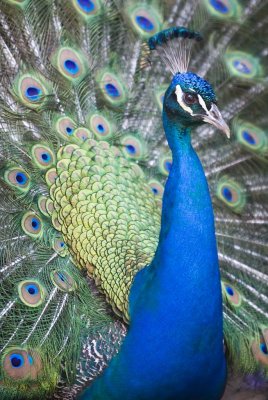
[0, 0, 267, 399]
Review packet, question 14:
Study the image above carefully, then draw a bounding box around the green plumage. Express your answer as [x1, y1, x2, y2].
[0, 0, 267, 398]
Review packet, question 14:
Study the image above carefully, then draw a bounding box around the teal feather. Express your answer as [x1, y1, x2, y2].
[0, 0, 267, 398]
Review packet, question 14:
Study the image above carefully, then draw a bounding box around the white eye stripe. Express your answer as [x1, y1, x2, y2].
[175, 85, 212, 117]
[175, 85, 193, 115]
[197, 94, 210, 115]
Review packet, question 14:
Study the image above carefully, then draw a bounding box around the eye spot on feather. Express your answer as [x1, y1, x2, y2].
[2, 349, 42, 380]
[18, 280, 46, 307]
[204, 0, 240, 19]
[121, 135, 145, 160]
[53, 47, 88, 81]
[165, 161, 172, 172]
[45, 168, 57, 187]
[225, 51, 261, 79]
[10, 353, 24, 368]
[252, 336, 268, 366]
[4, 168, 30, 192]
[233, 60, 251, 75]
[78, 0, 95, 12]
[135, 16, 154, 32]
[127, 5, 162, 38]
[25, 87, 42, 101]
[51, 271, 77, 292]
[235, 122, 267, 158]
[97, 71, 127, 106]
[73, 127, 92, 142]
[89, 113, 113, 140]
[64, 59, 79, 75]
[15, 75, 48, 108]
[31, 145, 55, 169]
[209, 0, 229, 13]
[260, 343, 268, 355]
[53, 237, 68, 257]
[159, 155, 172, 176]
[225, 285, 234, 296]
[222, 282, 242, 307]
[222, 186, 234, 202]
[66, 126, 74, 135]
[105, 83, 120, 98]
[21, 212, 43, 238]
[21, 211, 43, 238]
[38, 196, 49, 216]
[72, 0, 100, 17]
[148, 180, 164, 198]
[216, 177, 246, 213]
[55, 116, 76, 140]
[242, 130, 255, 145]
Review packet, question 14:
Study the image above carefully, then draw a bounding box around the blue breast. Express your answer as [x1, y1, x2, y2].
[80, 127, 226, 399]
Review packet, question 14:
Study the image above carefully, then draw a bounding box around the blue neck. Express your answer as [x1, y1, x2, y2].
[80, 110, 226, 400]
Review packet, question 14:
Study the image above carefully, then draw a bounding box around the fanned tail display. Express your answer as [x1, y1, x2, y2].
[0, 0, 267, 398]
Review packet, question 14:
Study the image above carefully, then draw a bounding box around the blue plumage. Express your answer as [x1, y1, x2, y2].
[80, 41, 229, 399]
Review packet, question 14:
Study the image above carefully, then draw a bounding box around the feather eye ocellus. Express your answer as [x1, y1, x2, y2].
[203, 0, 241, 20]
[222, 282, 242, 307]
[2, 348, 42, 380]
[45, 168, 58, 187]
[148, 180, 164, 198]
[4, 167, 30, 192]
[72, 0, 101, 18]
[97, 70, 128, 107]
[13, 73, 49, 108]
[158, 154, 172, 176]
[235, 121, 268, 159]
[55, 116, 76, 140]
[21, 212, 43, 238]
[73, 128, 93, 143]
[51, 271, 77, 292]
[216, 176, 246, 213]
[126, 3, 162, 38]
[53, 47, 89, 82]
[225, 51, 262, 79]
[18, 280, 46, 307]
[31, 145, 55, 170]
[251, 334, 268, 366]
[89, 113, 114, 140]
[121, 135, 146, 161]
[53, 238, 68, 257]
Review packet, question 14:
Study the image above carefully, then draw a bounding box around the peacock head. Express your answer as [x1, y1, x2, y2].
[148, 27, 230, 137]
[164, 72, 230, 137]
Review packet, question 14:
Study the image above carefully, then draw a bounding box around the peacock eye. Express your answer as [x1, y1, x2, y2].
[183, 93, 198, 105]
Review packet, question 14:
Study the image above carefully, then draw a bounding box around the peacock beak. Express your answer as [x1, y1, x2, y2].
[202, 103, 230, 138]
